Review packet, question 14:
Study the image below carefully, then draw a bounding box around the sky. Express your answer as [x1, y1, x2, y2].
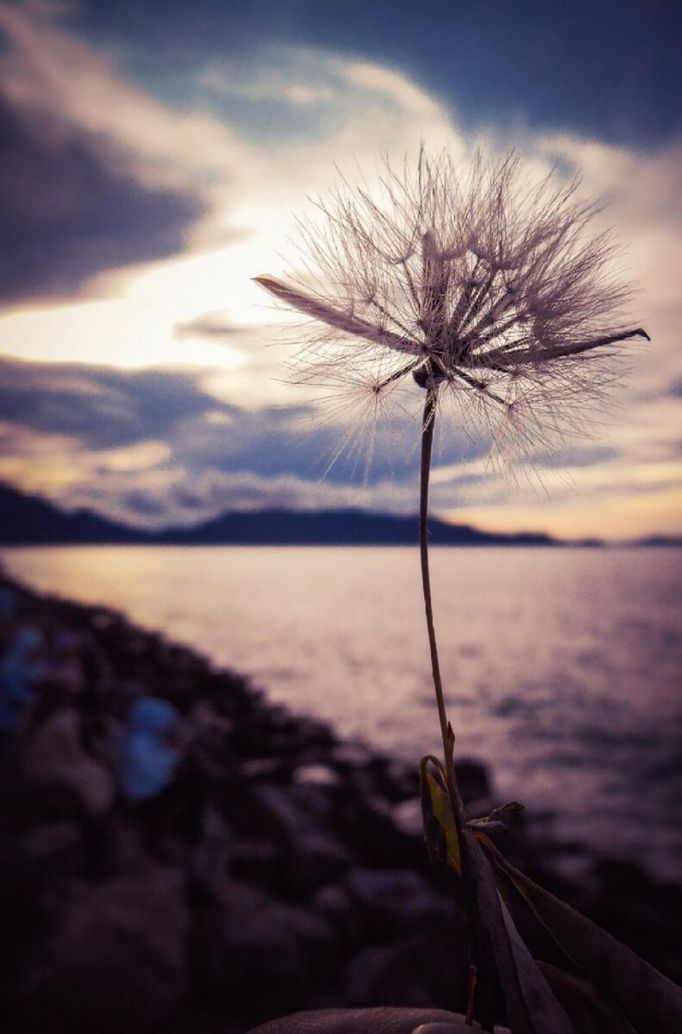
[0, 0, 681, 539]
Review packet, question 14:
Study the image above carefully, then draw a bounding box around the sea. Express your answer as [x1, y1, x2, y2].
[2, 545, 681, 881]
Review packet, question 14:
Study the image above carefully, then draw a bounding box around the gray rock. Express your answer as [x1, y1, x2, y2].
[311, 881, 363, 947]
[22, 707, 115, 816]
[453, 760, 492, 808]
[346, 933, 467, 1011]
[294, 764, 340, 789]
[243, 757, 290, 781]
[345, 868, 444, 937]
[230, 838, 281, 885]
[253, 783, 351, 892]
[192, 880, 337, 1021]
[392, 797, 424, 839]
[337, 796, 423, 868]
[22, 869, 188, 1034]
[0, 821, 83, 883]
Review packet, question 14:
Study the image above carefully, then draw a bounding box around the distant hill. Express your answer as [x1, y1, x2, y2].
[630, 535, 682, 548]
[157, 507, 556, 546]
[0, 483, 149, 545]
[0, 482, 556, 547]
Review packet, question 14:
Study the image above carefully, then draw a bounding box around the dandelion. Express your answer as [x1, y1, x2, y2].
[254, 150, 656, 1031]
[255, 148, 647, 797]
[255, 151, 648, 465]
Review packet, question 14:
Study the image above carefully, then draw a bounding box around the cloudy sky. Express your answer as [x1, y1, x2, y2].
[1, 0, 680, 539]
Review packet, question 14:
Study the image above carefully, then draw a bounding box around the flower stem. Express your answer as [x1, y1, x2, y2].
[421, 389, 484, 1025]
[419, 389, 463, 817]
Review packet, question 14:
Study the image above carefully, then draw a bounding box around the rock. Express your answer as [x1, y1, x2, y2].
[243, 757, 291, 782]
[22, 707, 115, 815]
[294, 764, 340, 789]
[311, 881, 366, 951]
[4, 574, 679, 1033]
[230, 837, 282, 885]
[392, 797, 423, 839]
[453, 760, 491, 809]
[345, 868, 448, 940]
[0, 821, 83, 884]
[189, 701, 235, 780]
[0, 822, 85, 1014]
[363, 756, 419, 802]
[252, 783, 351, 893]
[346, 933, 466, 1011]
[191, 880, 337, 1022]
[21, 868, 189, 1034]
[335, 794, 423, 869]
[0, 625, 44, 745]
[291, 832, 352, 894]
[331, 740, 374, 770]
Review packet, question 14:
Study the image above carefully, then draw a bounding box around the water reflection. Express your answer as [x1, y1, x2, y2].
[2, 545, 681, 878]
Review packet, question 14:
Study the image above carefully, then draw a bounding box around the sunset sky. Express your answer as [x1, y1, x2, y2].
[1, 0, 680, 539]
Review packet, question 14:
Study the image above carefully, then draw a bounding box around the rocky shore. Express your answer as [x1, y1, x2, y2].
[1, 572, 680, 1034]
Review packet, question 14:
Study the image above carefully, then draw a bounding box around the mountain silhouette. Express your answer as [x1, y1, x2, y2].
[0, 482, 558, 546]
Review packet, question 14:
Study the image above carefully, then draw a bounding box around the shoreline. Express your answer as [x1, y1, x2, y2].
[1, 572, 680, 1032]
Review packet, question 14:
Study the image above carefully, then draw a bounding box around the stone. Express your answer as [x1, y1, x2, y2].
[311, 881, 363, 948]
[294, 763, 340, 788]
[335, 795, 423, 869]
[392, 797, 424, 839]
[250, 782, 352, 893]
[243, 757, 290, 782]
[22, 707, 115, 815]
[0, 821, 83, 884]
[191, 880, 337, 1022]
[346, 937, 463, 1010]
[453, 760, 492, 808]
[345, 868, 446, 939]
[22, 869, 189, 1034]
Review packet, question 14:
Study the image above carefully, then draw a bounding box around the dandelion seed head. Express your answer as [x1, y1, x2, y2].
[254, 148, 648, 471]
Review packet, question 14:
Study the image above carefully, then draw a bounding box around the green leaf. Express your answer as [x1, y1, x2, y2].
[419, 756, 461, 878]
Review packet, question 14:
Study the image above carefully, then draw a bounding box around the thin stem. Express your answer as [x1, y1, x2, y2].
[420, 388, 482, 1027]
[419, 388, 463, 817]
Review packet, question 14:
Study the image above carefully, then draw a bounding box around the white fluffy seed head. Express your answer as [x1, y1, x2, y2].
[254, 148, 648, 466]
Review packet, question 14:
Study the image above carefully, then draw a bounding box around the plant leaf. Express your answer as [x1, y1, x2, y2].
[484, 845, 682, 1034]
[459, 828, 576, 1034]
[538, 962, 638, 1034]
[419, 756, 462, 878]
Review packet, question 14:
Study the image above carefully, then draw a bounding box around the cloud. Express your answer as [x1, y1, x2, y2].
[0, 358, 224, 448]
[0, 355, 433, 481]
[1, 352, 679, 537]
[539, 133, 682, 401]
[0, 354, 496, 525]
[0, 93, 204, 305]
[0, 5, 679, 538]
[0, 0, 250, 306]
[174, 313, 253, 344]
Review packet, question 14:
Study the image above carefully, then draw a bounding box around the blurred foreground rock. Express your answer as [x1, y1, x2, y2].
[0, 572, 680, 1034]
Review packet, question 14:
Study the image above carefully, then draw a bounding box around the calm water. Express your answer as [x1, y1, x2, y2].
[2, 546, 681, 879]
